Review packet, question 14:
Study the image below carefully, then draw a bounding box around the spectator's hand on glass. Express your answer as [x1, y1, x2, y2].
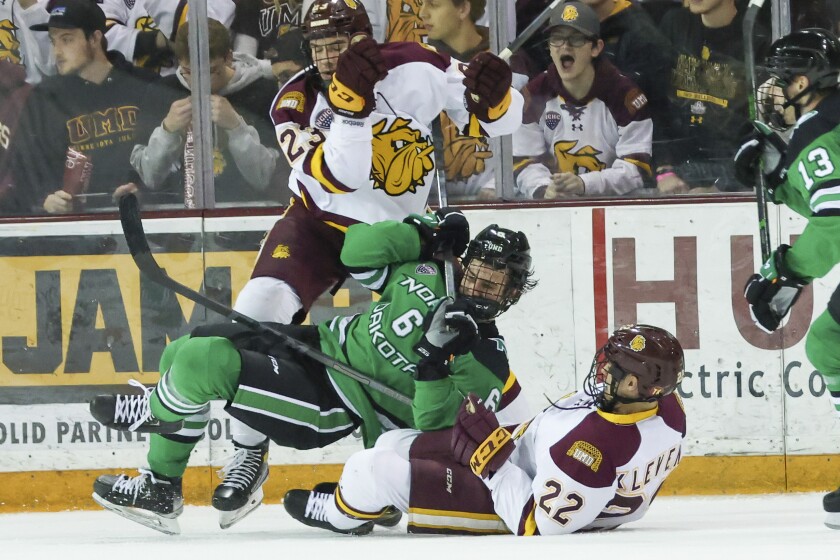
[162, 98, 192, 134]
[43, 190, 74, 214]
[545, 172, 585, 198]
[112, 183, 139, 204]
[657, 172, 690, 195]
[211, 95, 242, 130]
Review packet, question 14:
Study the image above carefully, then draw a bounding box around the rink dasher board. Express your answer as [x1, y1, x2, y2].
[0, 203, 839, 476]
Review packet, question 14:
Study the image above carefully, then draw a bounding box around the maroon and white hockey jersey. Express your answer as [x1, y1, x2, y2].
[269, 41, 524, 228]
[513, 59, 652, 198]
[485, 390, 686, 535]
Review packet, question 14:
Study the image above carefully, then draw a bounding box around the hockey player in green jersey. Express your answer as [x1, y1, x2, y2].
[733, 28, 840, 531]
[88, 208, 536, 534]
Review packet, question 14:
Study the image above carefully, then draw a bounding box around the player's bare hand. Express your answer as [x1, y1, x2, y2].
[211, 95, 242, 130]
[44, 190, 74, 214]
[657, 173, 689, 195]
[544, 172, 584, 198]
[162, 98, 192, 133]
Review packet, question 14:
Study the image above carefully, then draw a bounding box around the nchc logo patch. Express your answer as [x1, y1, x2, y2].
[415, 264, 436, 275]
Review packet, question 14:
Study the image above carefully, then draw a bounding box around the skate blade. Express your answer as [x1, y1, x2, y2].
[93, 492, 182, 535]
[825, 512, 840, 530]
[218, 487, 264, 530]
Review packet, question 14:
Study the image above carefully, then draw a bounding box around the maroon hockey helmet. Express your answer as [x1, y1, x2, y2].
[303, 0, 373, 41]
[584, 325, 684, 411]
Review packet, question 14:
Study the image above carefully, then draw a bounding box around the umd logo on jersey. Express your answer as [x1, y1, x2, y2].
[371, 117, 434, 196]
[567, 441, 602, 472]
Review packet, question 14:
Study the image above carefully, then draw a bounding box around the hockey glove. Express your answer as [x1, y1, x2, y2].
[451, 393, 515, 478]
[327, 37, 388, 119]
[463, 52, 513, 122]
[413, 298, 480, 381]
[733, 121, 788, 199]
[404, 207, 470, 260]
[744, 244, 808, 333]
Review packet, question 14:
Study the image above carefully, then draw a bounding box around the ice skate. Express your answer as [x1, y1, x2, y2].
[824, 486, 840, 530]
[283, 482, 402, 535]
[92, 468, 184, 535]
[212, 440, 270, 529]
[89, 379, 184, 433]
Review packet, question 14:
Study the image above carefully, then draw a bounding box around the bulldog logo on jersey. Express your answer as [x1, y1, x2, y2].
[630, 335, 646, 352]
[371, 117, 434, 196]
[553, 140, 606, 174]
[272, 244, 291, 259]
[0, 20, 22, 65]
[442, 113, 491, 181]
[386, 0, 426, 43]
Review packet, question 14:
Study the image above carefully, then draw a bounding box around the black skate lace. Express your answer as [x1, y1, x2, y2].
[217, 447, 262, 490]
[111, 468, 162, 499]
[114, 379, 154, 431]
[304, 490, 332, 522]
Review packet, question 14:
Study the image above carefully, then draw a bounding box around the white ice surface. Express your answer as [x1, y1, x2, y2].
[2, 493, 839, 559]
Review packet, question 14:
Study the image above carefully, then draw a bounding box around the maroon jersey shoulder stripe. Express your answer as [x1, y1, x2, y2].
[382, 41, 450, 73]
[270, 73, 316, 128]
[590, 59, 651, 127]
[549, 411, 642, 488]
[656, 394, 687, 436]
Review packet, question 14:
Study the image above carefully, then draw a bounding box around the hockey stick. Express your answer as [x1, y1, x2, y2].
[743, 0, 772, 262]
[498, 0, 564, 62]
[432, 117, 457, 300]
[118, 194, 412, 406]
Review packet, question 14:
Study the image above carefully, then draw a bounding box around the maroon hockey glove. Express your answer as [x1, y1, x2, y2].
[451, 393, 515, 478]
[327, 37, 388, 119]
[463, 52, 512, 122]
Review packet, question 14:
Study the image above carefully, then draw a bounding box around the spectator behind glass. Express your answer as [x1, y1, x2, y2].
[0, 59, 33, 215]
[1, 1, 54, 84]
[420, 0, 497, 201]
[793, 0, 840, 35]
[101, 0, 235, 76]
[656, 0, 769, 194]
[231, 0, 308, 83]
[11, 0, 159, 214]
[582, 0, 674, 189]
[513, 2, 652, 199]
[130, 19, 281, 206]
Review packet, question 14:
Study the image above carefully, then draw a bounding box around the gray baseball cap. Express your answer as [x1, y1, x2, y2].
[546, 2, 600, 39]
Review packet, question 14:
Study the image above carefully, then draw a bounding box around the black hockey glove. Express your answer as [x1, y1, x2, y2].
[404, 207, 470, 260]
[744, 244, 808, 333]
[733, 121, 788, 200]
[413, 298, 480, 381]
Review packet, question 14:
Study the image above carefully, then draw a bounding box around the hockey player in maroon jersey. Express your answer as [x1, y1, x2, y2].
[154, 0, 524, 529]
[285, 324, 686, 536]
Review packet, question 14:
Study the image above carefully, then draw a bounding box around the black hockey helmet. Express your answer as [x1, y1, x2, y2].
[584, 325, 684, 412]
[458, 225, 536, 322]
[303, 0, 373, 41]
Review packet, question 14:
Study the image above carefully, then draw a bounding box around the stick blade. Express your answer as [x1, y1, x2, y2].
[119, 193, 150, 259]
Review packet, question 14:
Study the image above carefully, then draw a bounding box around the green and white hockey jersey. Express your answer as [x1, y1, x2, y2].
[774, 91, 840, 281]
[317, 218, 529, 447]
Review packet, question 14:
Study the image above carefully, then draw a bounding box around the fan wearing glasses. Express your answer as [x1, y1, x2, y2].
[512, 1, 653, 199]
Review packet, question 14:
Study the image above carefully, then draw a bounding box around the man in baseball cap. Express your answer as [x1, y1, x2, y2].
[30, 0, 107, 34]
[510, 0, 652, 199]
